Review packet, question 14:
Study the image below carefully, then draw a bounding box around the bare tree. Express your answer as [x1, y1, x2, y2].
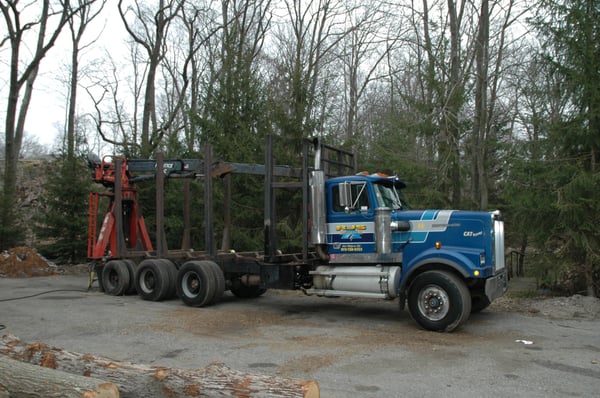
[437, 0, 469, 207]
[339, 2, 399, 144]
[19, 133, 51, 159]
[396, 0, 474, 207]
[65, 0, 106, 159]
[469, 0, 528, 209]
[0, 0, 90, 249]
[393, 0, 523, 208]
[162, 1, 221, 153]
[118, 0, 184, 156]
[86, 54, 140, 155]
[269, 0, 349, 144]
[196, 0, 272, 160]
[470, 0, 490, 209]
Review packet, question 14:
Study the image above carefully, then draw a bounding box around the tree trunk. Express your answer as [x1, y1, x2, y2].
[472, 0, 489, 210]
[0, 357, 119, 398]
[444, 0, 463, 208]
[0, 334, 320, 398]
[0, 0, 72, 249]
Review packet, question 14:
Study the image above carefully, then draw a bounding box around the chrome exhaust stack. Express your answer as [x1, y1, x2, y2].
[310, 138, 326, 245]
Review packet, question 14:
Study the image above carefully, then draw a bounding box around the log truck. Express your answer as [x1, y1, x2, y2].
[87, 136, 507, 332]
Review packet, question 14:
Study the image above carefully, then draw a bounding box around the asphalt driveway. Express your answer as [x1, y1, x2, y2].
[1, 274, 599, 397]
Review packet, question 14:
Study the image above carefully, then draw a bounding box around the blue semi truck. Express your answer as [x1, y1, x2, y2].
[89, 136, 506, 332]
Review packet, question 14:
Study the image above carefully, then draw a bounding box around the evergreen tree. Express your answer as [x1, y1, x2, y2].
[525, 0, 600, 296]
[35, 153, 91, 264]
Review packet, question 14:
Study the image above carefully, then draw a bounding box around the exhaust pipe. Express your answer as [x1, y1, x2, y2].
[310, 138, 326, 245]
[313, 137, 321, 170]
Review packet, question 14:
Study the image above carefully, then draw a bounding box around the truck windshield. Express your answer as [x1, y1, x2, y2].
[373, 182, 404, 210]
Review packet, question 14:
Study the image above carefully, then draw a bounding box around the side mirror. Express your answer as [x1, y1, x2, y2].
[338, 182, 352, 211]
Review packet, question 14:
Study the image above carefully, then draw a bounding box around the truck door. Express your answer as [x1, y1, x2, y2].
[326, 181, 376, 257]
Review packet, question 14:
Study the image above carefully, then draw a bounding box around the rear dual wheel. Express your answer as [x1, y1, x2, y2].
[122, 260, 137, 295]
[135, 259, 177, 301]
[157, 259, 178, 299]
[176, 261, 225, 307]
[102, 260, 130, 296]
[102, 260, 137, 296]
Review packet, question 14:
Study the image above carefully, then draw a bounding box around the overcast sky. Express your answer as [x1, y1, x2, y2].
[1, 2, 126, 151]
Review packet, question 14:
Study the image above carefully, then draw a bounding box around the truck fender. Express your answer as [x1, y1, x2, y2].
[397, 250, 475, 296]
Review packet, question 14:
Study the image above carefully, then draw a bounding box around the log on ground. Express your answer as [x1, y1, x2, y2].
[0, 356, 119, 398]
[0, 334, 319, 398]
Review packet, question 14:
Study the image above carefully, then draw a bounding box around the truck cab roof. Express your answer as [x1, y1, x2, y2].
[327, 173, 406, 189]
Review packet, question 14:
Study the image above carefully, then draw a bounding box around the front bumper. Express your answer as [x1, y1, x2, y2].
[485, 270, 508, 302]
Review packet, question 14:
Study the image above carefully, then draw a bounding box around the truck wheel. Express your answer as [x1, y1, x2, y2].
[407, 270, 471, 332]
[176, 261, 215, 307]
[121, 260, 137, 295]
[204, 261, 225, 304]
[94, 264, 105, 292]
[135, 259, 171, 301]
[157, 259, 178, 299]
[102, 260, 130, 296]
[230, 281, 267, 298]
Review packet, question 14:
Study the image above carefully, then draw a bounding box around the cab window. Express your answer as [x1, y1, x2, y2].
[332, 182, 370, 212]
[373, 182, 403, 210]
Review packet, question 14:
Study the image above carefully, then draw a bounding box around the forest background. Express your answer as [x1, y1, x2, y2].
[1, 0, 598, 297]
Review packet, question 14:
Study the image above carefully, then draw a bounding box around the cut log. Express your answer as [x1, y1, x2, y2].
[0, 334, 319, 398]
[0, 357, 119, 398]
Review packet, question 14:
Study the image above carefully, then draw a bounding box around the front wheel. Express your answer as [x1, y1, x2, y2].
[407, 270, 471, 332]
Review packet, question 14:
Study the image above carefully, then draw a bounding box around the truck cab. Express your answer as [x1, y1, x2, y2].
[306, 171, 507, 332]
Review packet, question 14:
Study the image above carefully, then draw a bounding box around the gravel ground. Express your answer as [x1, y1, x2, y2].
[1, 273, 599, 397]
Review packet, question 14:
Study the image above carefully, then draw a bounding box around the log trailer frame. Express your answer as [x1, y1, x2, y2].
[88, 136, 507, 332]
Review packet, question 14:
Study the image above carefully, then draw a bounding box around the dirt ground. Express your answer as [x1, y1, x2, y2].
[491, 293, 600, 320]
[0, 246, 60, 278]
[1, 259, 599, 397]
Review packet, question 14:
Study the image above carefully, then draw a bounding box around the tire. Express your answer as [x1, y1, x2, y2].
[407, 270, 471, 332]
[121, 260, 137, 295]
[176, 261, 216, 307]
[230, 280, 267, 298]
[95, 264, 105, 293]
[157, 259, 178, 299]
[102, 260, 131, 296]
[135, 259, 171, 301]
[471, 295, 491, 313]
[199, 261, 225, 304]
